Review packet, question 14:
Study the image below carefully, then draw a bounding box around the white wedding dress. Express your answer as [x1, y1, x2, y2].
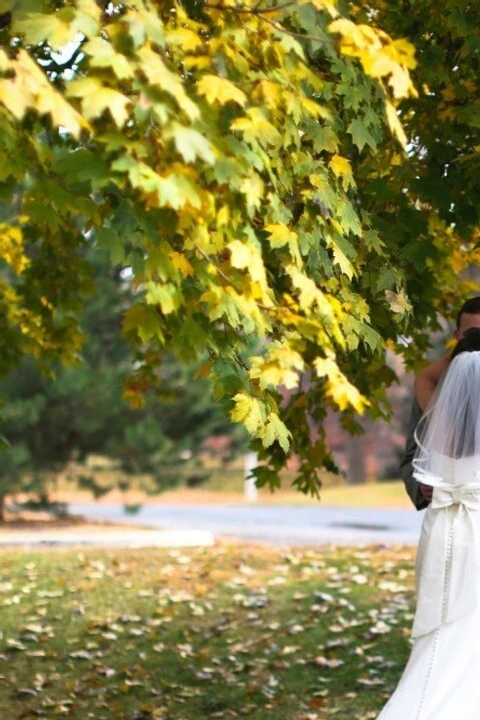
[377, 453, 480, 720]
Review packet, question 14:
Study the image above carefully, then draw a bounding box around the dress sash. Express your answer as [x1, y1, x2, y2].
[412, 482, 480, 639]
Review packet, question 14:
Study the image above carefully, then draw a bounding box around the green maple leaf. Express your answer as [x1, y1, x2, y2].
[263, 412, 291, 453]
[14, 12, 75, 50]
[83, 37, 134, 80]
[123, 304, 164, 344]
[169, 123, 216, 165]
[347, 119, 377, 151]
[96, 227, 125, 265]
[67, 78, 130, 127]
[145, 282, 182, 315]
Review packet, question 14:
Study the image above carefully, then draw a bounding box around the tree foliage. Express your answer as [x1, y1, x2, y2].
[349, 0, 480, 330]
[0, 0, 478, 494]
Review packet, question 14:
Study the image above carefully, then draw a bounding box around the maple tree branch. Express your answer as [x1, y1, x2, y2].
[194, 243, 238, 287]
[194, 243, 272, 312]
[0, 12, 11, 30]
[203, 1, 296, 14]
[257, 12, 327, 43]
[233, 349, 251, 372]
[230, 4, 327, 45]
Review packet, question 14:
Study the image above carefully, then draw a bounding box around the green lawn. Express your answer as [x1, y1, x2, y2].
[0, 542, 416, 719]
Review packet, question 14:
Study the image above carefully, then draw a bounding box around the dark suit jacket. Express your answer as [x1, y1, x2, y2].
[399, 397, 429, 511]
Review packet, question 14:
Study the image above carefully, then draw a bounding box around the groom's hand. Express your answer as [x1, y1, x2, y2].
[420, 483, 433, 503]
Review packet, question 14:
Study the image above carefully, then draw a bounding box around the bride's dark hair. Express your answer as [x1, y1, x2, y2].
[444, 327, 480, 457]
[450, 327, 480, 360]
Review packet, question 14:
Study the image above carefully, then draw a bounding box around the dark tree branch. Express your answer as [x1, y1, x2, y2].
[256, 12, 326, 43]
[203, 1, 296, 14]
[0, 12, 11, 31]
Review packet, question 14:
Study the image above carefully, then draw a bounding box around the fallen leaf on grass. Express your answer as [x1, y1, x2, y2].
[313, 656, 345, 668]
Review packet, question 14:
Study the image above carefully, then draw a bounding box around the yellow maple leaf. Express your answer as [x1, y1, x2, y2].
[0, 49, 9, 72]
[231, 108, 281, 146]
[250, 346, 304, 391]
[248, 249, 269, 289]
[314, 357, 366, 413]
[239, 173, 264, 212]
[386, 102, 407, 148]
[300, 96, 332, 121]
[328, 377, 366, 413]
[253, 80, 281, 108]
[228, 240, 251, 269]
[77, 0, 102, 22]
[387, 38, 417, 70]
[307, 0, 339, 17]
[329, 154, 352, 177]
[0, 224, 29, 273]
[138, 47, 200, 121]
[0, 78, 29, 120]
[3, 51, 86, 136]
[230, 393, 265, 435]
[167, 28, 203, 52]
[385, 290, 412, 314]
[265, 224, 298, 249]
[170, 250, 194, 277]
[217, 205, 230, 227]
[197, 75, 246, 107]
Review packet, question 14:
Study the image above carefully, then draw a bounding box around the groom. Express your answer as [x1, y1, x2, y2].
[400, 297, 480, 510]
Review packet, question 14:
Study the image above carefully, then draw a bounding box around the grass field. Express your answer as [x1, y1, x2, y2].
[0, 541, 416, 720]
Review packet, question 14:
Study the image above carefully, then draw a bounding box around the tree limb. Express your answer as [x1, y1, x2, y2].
[0, 12, 11, 31]
[203, 1, 296, 14]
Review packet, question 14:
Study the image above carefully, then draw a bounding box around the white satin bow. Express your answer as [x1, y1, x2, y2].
[412, 482, 480, 639]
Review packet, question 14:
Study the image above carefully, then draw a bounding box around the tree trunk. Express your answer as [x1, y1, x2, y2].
[347, 434, 367, 485]
[0, 493, 5, 522]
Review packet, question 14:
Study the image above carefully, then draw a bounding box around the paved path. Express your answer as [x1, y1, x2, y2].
[68, 502, 424, 546]
[0, 527, 214, 549]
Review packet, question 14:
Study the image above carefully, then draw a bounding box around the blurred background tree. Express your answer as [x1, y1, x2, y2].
[0, 249, 246, 519]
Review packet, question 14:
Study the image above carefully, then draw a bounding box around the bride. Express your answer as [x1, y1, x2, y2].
[377, 327, 480, 720]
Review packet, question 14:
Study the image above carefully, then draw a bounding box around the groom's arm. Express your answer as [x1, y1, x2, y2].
[414, 354, 450, 411]
[399, 397, 429, 511]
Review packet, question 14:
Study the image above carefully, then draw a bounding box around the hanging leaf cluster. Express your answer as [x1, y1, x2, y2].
[0, 0, 448, 493]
